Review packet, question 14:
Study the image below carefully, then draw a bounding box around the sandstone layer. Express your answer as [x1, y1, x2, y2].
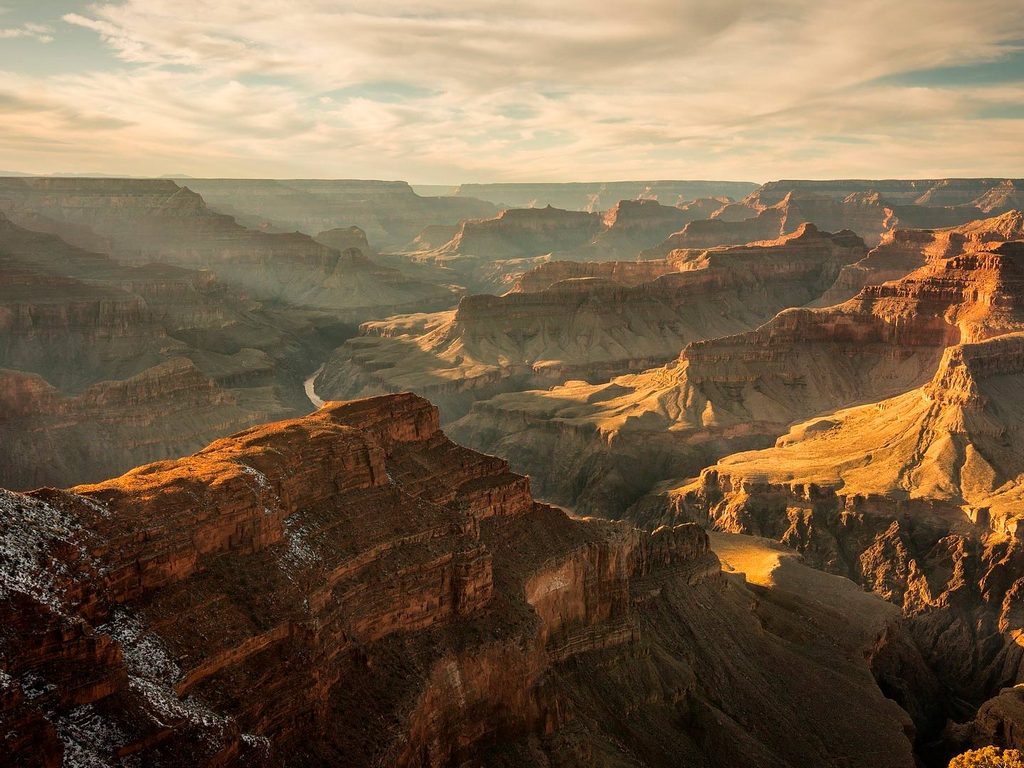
[819, 211, 1024, 304]
[0, 394, 916, 767]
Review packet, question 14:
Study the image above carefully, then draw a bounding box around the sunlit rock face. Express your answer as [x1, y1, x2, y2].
[0, 393, 916, 768]
[316, 224, 865, 421]
[451, 241, 1024, 517]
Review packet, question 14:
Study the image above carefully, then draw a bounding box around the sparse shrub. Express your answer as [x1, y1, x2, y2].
[949, 746, 1024, 768]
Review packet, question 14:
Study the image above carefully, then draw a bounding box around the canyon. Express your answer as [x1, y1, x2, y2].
[6, 174, 1024, 766]
[0, 394, 919, 767]
[451, 226, 1024, 517]
[315, 224, 865, 420]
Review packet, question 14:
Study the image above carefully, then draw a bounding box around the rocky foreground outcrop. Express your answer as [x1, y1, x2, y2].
[316, 224, 865, 421]
[0, 393, 918, 767]
[451, 240, 1024, 516]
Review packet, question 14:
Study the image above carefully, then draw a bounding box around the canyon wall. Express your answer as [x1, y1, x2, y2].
[317, 224, 866, 421]
[451, 240, 1024, 516]
[0, 394, 916, 767]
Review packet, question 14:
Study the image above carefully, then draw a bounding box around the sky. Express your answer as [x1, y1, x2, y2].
[0, 0, 1022, 183]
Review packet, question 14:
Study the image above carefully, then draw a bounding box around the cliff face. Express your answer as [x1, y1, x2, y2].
[819, 211, 1024, 305]
[316, 225, 865, 421]
[0, 393, 916, 768]
[0, 212, 369, 487]
[0, 359, 291, 489]
[439, 205, 605, 259]
[0, 178, 459, 319]
[662, 333, 1024, 751]
[450, 240, 1024, 516]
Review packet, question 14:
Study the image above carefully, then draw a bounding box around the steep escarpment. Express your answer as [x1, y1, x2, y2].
[438, 205, 604, 260]
[0, 394, 916, 767]
[317, 224, 865, 421]
[819, 211, 1024, 304]
[451, 240, 1024, 516]
[0, 212, 368, 487]
[0, 359, 286, 489]
[662, 333, 1024, 756]
[0, 178, 458, 319]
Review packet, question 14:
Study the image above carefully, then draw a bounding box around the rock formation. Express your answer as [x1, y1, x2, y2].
[0, 178, 458, 320]
[399, 199, 728, 294]
[0, 394, 917, 767]
[659, 332, 1024, 752]
[0, 211, 364, 487]
[703, 180, 1023, 248]
[451, 240, 1024, 516]
[819, 211, 1024, 304]
[316, 224, 865, 421]
[183, 178, 498, 249]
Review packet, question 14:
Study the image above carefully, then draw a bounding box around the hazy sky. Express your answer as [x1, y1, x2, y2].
[1, 0, 1022, 183]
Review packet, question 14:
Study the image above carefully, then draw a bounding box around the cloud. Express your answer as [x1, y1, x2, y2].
[0, 21, 53, 42]
[1, 0, 1021, 180]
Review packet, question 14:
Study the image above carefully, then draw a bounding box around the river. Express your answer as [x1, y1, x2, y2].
[304, 364, 326, 409]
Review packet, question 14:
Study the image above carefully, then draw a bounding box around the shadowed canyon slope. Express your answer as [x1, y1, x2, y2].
[181, 178, 498, 249]
[316, 224, 865, 420]
[0, 211, 341, 488]
[0, 394, 917, 768]
[0, 178, 459, 319]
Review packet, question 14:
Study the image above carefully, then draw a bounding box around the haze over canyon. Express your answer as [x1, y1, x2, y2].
[3, 1, 1024, 767]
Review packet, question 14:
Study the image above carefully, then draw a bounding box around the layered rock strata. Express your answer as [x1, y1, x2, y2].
[318, 225, 865, 421]
[0, 394, 916, 767]
[660, 333, 1024, 754]
[451, 241, 1024, 516]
